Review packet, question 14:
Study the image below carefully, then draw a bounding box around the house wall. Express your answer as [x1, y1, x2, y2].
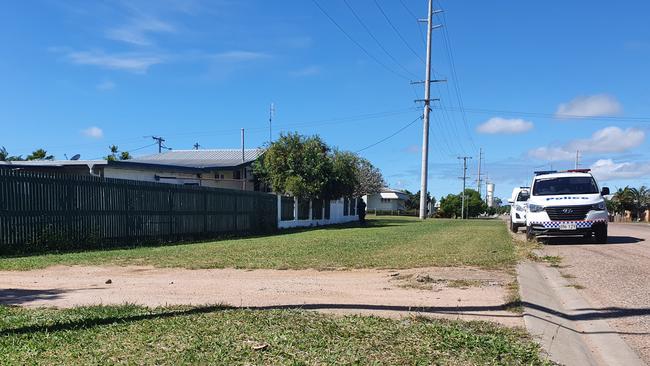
[363, 194, 405, 211]
[277, 195, 358, 229]
[102, 166, 257, 191]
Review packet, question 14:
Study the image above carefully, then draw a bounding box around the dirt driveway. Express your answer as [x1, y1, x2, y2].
[0, 265, 522, 327]
[528, 223, 650, 364]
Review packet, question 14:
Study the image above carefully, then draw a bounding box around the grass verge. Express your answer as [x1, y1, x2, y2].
[0, 217, 516, 271]
[0, 304, 551, 365]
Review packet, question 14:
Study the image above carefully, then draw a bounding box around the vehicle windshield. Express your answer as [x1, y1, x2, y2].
[516, 191, 529, 201]
[532, 176, 599, 196]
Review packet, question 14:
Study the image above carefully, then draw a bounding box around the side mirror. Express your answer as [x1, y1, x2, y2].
[601, 187, 610, 196]
[507, 199, 514, 204]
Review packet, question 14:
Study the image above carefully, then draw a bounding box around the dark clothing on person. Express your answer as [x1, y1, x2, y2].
[357, 199, 367, 223]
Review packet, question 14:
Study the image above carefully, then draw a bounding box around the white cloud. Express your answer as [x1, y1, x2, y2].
[567, 126, 645, 153]
[211, 51, 270, 62]
[528, 126, 646, 161]
[555, 94, 622, 118]
[105, 17, 176, 46]
[528, 147, 576, 161]
[289, 65, 321, 77]
[590, 159, 650, 180]
[476, 117, 533, 134]
[82, 126, 104, 139]
[67, 51, 164, 73]
[96, 80, 115, 91]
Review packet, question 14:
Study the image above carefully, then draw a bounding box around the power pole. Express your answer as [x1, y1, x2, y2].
[476, 148, 483, 193]
[152, 136, 165, 153]
[269, 103, 275, 146]
[417, 0, 443, 220]
[458, 156, 472, 219]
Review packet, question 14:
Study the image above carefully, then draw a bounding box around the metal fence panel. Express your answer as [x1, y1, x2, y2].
[0, 169, 277, 254]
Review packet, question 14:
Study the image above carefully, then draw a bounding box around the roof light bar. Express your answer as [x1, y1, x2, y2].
[534, 170, 557, 176]
[565, 169, 591, 173]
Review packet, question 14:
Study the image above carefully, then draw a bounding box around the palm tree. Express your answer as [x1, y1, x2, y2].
[611, 186, 633, 216]
[629, 186, 650, 221]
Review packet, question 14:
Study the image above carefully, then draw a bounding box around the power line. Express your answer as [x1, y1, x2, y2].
[372, 0, 426, 64]
[356, 115, 422, 153]
[435, 4, 477, 151]
[341, 0, 418, 79]
[311, 0, 411, 80]
[431, 105, 650, 123]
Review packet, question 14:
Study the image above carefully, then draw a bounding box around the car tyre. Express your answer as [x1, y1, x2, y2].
[594, 225, 608, 244]
[526, 225, 535, 241]
[510, 218, 519, 233]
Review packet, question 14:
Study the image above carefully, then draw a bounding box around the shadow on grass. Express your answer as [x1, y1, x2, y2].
[3, 301, 650, 337]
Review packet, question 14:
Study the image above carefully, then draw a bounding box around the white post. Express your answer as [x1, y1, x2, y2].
[293, 197, 299, 221]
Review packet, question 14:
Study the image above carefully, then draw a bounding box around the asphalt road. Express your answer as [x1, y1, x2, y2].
[537, 223, 650, 364]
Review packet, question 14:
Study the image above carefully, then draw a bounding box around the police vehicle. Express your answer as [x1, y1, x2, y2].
[525, 169, 609, 243]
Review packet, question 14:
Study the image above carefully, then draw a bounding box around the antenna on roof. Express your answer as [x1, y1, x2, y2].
[193, 142, 201, 150]
[241, 128, 245, 162]
[269, 102, 275, 146]
[70, 154, 81, 161]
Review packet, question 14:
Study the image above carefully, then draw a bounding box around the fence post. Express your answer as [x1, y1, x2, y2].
[276, 194, 282, 226]
[293, 197, 298, 221]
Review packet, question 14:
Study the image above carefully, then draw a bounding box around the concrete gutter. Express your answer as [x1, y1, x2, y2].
[518, 261, 645, 366]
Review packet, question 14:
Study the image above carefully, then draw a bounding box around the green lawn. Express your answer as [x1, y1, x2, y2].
[0, 217, 516, 271]
[0, 305, 550, 365]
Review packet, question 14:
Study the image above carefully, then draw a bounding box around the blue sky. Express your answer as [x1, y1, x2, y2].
[1, 0, 649, 200]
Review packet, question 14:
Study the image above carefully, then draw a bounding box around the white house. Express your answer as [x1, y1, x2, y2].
[363, 188, 409, 212]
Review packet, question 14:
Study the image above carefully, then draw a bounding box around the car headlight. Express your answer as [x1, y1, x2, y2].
[515, 204, 526, 212]
[591, 201, 606, 211]
[528, 204, 544, 212]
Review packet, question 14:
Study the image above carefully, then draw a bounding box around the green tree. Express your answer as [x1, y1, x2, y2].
[254, 133, 334, 199]
[405, 190, 432, 211]
[438, 189, 486, 218]
[629, 186, 650, 220]
[26, 149, 54, 160]
[105, 146, 133, 161]
[611, 186, 634, 216]
[439, 193, 461, 218]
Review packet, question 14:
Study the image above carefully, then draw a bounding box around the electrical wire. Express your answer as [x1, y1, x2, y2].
[435, 4, 477, 150]
[311, 0, 411, 81]
[372, 0, 426, 64]
[432, 106, 650, 123]
[341, 0, 418, 80]
[356, 115, 422, 153]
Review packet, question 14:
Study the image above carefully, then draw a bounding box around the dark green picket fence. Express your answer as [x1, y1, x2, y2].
[0, 169, 277, 255]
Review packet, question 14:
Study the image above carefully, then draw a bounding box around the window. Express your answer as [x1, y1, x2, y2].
[381, 198, 391, 203]
[533, 177, 598, 196]
[233, 170, 241, 180]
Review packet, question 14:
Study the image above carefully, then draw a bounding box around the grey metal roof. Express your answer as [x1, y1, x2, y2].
[121, 149, 265, 169]
[0, 160, 107, 168]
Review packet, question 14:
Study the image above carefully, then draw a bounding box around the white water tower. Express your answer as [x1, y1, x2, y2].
[486, 183, 495, 208]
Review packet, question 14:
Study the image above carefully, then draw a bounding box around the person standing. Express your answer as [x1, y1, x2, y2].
[357, 198, 367, 224]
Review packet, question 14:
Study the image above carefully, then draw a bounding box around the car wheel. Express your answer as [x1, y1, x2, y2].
[594, 225, 608, 244]
[510, 218, 518, 233]
[526, 225, 535, 241]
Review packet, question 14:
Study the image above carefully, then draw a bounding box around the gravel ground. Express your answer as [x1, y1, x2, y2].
[0, 265, 522, 327]
[536, 223, 650, 364]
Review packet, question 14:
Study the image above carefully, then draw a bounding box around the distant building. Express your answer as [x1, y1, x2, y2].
[362, 188, 409, 212]
[0, 149, 267, 191]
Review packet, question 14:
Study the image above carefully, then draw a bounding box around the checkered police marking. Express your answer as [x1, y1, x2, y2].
[530, 219, 607, 229]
